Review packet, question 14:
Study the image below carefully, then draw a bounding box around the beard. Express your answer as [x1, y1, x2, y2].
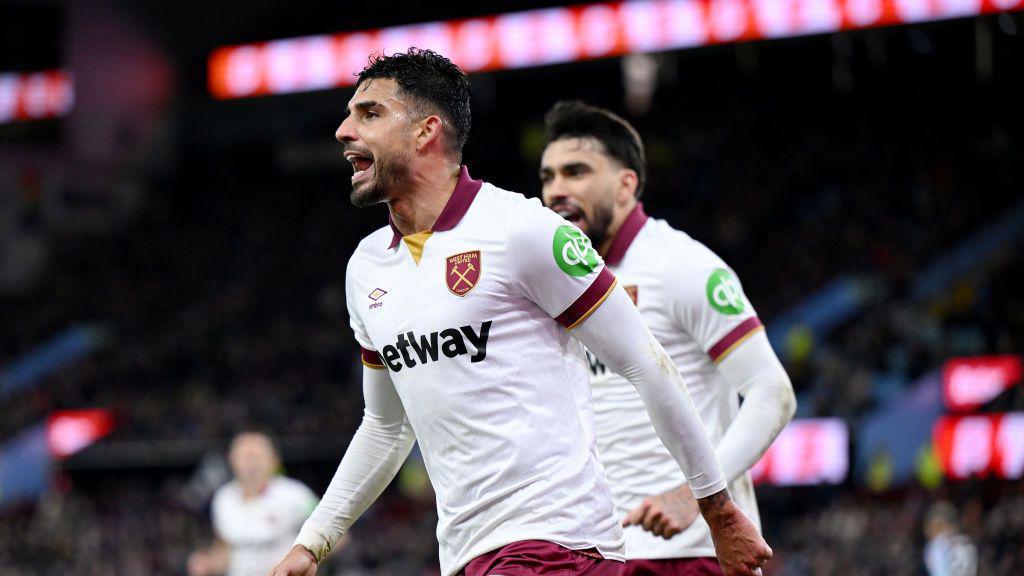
[349, 147, 412, 208]
[582, 196, 615, 250]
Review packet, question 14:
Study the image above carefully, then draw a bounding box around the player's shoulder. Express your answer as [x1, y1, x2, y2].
[212, 480, 242, 510]
[488, 186, 574, 236]
[352, 224, 395, 256]
[347, 224, 394, 272]
[471, 184, 567, 244]
[642, 218, 755, 318]
[644, 217, 735, 275]
[475, 181, 547, 219]
[268, 475, 315, 499]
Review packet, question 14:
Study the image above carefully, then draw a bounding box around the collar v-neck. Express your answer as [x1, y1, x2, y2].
[387, 165, 483, 249]
[603, 202, 649, 267]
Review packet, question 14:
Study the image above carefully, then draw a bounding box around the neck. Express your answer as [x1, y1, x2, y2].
[598, 199, 638, 257]
[241, 478, 269, 500]
[388, 161, 461, 236]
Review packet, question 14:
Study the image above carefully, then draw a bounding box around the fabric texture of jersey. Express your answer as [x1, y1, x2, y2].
[212, 476, 318, 576]
[588, 204, 764, 560]
[345, 167, 625, 576]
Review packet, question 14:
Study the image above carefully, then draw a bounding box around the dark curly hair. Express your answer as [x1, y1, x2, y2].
[543, 100, 646, 198]
[357, 48, 472, 159]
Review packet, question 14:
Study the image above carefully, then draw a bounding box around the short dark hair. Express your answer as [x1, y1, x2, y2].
[543, 101, 646, 198]
[230, 427, 279, 451]
[357, 48, 472, 158]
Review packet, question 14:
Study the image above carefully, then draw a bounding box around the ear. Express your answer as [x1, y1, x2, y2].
[616, 169, 639, 204]
[415, 115, 445, 153]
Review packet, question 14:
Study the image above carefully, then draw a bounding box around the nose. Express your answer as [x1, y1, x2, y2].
[336, 116, 357, 143]
[542, 178, 569, 206]
[544, 192, 570, 208]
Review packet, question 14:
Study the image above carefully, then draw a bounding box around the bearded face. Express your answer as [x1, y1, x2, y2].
[540, 137, 623, 248]
[337, 78, 421, 207]
[346, 139, 414, 207]
[549, 186, 616, 249]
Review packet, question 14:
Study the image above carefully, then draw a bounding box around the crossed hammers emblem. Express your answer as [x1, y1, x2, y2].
[450, 262, 477, 291]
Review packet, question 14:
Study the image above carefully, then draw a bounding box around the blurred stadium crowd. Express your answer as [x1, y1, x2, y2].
[2, 10, 1023, 576]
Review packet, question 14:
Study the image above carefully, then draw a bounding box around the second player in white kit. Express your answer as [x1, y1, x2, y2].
[540, 101, 797, 575]
[213, 475, 319, 576]
[587, 209, 782, 560]
[189, 432, 319, 576]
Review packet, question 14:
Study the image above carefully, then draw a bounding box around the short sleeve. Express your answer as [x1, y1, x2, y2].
[507, 200, 617, 328]
[345, 254, 385, 369]
[666, 251, 763, 364]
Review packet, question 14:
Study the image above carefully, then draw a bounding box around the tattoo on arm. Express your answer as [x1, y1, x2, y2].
[697, 488, 732, 517]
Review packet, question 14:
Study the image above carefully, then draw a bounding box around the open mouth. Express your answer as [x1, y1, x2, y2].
[552, 203, 584, 225]
[344, 150, 375, 185]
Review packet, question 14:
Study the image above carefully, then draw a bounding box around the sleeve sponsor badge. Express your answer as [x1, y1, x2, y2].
[552, 225, 598, 277]
[706, 268, 746, 315]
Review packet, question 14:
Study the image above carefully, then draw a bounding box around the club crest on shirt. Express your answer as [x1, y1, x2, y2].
[624, 285, 638, 305]
[446, 250, 481, 297]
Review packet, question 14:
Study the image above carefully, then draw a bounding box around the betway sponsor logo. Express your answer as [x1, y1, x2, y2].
[381, 321, 492, 372]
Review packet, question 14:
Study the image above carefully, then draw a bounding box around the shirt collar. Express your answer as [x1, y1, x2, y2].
[388, 165, 483, 249]
[602, 202, 649, 267]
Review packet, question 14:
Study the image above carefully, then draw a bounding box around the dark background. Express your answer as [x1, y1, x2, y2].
[2, 1, 1022, 574]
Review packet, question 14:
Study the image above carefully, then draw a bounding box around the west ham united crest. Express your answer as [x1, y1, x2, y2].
[446, 251, 481, 297]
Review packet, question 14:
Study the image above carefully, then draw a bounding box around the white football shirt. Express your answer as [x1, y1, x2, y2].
[346, 167, 625, 576]
[212, 476, 318, 576]
[587, 204, 764, 560]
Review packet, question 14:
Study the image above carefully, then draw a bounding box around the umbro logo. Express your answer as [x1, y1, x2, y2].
[368, 288, 387, 309]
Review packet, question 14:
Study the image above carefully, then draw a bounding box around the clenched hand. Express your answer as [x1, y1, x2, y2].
[622, 484, 700, 539]
[269, 545, 318, 576]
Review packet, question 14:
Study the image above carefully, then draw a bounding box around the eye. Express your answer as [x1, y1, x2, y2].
[364, 110, 379, 119]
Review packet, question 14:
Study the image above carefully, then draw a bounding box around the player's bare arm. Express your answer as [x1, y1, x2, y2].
[698, 490, 772, 576]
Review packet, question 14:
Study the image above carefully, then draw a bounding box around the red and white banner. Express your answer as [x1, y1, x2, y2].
[943, 355, 1023, 412]
[750, 418, 848, 485]
[208, 0, 1024, 100]
[46, 409, 115, 459]
[933, 412, 1024, 480]
[0, 70, 74, 124]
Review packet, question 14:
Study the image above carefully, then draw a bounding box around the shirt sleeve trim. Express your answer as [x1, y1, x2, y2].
[708, 317, 764, 364]
[556, 267, 618, 329]
[361, 347, 386, 369]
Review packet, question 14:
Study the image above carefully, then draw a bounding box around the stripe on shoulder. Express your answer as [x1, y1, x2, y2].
[708, 317, 764, 363]
[557, 267, 618, 330]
